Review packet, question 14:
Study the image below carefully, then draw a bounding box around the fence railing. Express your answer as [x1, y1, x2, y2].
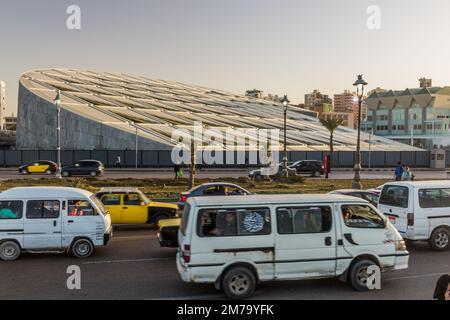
[0, 149, 436, 168]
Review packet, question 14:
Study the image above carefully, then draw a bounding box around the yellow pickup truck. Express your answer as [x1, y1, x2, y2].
[96, 187, 178, 225]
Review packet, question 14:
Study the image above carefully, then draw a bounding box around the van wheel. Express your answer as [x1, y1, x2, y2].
[0, 241, 21, 261]
[349, 259, 378, 291]
[222, 267, 256, 300]
[45, 169, 52, 175]
[429, 227, 450, 251]
[21, 169, 28, 175]
[71, 239, 94, 258]
[62, 171, 70, 177]
[312, 171, 320, 177]
[89, 171, 97, 177]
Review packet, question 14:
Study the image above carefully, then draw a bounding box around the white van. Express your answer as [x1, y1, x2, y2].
[177, 194, 409, 299]
[0, 187, 112, 261]
[378, 181, 450, 251]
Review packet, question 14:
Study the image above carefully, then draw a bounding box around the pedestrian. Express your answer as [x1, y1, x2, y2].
[115, 155, 121, 168]
[402, 166, 414, 181]
[394, 161, 404, 181]
[174, 163, 183, 180]
[433, 274, 450, 300]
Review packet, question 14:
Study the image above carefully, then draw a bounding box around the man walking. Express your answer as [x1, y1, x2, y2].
[394, 161, 404, 181]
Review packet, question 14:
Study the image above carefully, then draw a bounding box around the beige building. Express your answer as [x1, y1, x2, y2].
[322, 111, 355, 129]
[334, 89, 367, 123]
[3, 113, 16, 131]
[305, 90, 332, 117]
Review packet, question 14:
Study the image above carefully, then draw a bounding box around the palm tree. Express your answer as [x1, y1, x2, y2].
[319, 117, 344, 178]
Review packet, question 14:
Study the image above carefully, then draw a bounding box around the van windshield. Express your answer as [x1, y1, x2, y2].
[379, 185, 409, 208]
[180, 203, 191, 236]
[90, 195, 108, 215]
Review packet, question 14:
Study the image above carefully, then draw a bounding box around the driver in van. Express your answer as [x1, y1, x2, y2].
[342, 208, 352, 225]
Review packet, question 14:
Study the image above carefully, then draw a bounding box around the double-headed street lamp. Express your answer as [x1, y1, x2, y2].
[281, 95, 290, 178]
[352, 75, 368, 190]
[54, 90, 62, 179]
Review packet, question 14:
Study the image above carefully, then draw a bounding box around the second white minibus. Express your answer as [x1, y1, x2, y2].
[378, 181, 450, 251]
[177, 194, 409, 299]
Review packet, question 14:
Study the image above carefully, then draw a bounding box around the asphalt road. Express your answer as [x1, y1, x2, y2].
[1, 225, 448, 300]
[0, 168, 448, 180]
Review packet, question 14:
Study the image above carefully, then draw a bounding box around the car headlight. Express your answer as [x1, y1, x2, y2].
[395, 240, 407, 251]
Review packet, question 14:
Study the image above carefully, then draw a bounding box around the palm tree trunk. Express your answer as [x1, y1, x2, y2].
[329, 132, 333, 175]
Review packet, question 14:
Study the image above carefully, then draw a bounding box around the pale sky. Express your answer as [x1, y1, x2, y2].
[1, 0, 450, 115]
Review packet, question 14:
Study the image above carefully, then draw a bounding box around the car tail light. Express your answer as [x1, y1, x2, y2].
[180, 194, 187, 203]
[182, 244, 191, 263]
[407, 213, 414, 226]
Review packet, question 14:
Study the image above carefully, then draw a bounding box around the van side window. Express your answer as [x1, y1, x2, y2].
[68, 200, 96, 216]
[101, 194, 121, 205]
[277, 206, 332, 234]
[379, 186, 408, 208]
[341, 205, 384, 228]
[26, 200, 60, 219]
[0, 201, 23, 219]
[197, 208, 270, 237]
[418, 188, 450, 208]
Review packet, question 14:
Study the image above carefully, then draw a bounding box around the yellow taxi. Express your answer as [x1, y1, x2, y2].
[18, 160, 58, 175]
[96, 187, 178, 225]
[156, 217, 181, 247]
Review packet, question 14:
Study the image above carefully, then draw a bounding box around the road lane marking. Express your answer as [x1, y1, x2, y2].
[385, 272, 446, 282]
[82, 257, 173, 265]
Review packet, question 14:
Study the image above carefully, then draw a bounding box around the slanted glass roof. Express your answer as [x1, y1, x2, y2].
[20, 68, 421, 151]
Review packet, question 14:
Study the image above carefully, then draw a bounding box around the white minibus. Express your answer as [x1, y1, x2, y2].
[378, 181, 450, 251]
[177, 194, 409, 299]
[0, 187, 112, 261]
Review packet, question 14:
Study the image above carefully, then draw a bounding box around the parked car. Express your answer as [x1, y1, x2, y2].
[61, 160, 104, 177]
[329, 189, 380, 207]
[0, 187, 112, 261]
[178, 183, 252, 209]
[378, 181, 450, 251]
[157, 183, 252, 248]
[18, 160, 57, 175]
[96, 187, 178, 225]
[177, 194, 409, 299]
[248, 162, 296, 179]
[289, 160, 324, 177]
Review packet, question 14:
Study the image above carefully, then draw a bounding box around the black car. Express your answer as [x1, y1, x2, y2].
[289, 160, 324, 177]
[329, 189, 380, 207]
[61, 160, 105, 177]
[178, 182, 252, 208]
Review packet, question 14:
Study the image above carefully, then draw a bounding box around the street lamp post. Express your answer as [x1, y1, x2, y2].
[54, 90, 62, 179]
[281, 95, 290, 178]
[352, 75, 367, 190]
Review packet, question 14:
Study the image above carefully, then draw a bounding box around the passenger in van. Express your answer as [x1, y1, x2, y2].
[342, 208, 352, 225]
[0, 207, 16, 219]
[68, 200, 84, 216]
[209, 212, 237, 236]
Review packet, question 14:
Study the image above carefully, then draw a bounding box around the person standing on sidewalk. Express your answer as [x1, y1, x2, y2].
[402, 166, 414, 181]
[174, 164, 181, 180]
[115, 155, 122, 168]
[394, 162, 404, 181]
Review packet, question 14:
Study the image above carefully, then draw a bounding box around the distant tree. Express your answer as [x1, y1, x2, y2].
[319, 117, 344, 178]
